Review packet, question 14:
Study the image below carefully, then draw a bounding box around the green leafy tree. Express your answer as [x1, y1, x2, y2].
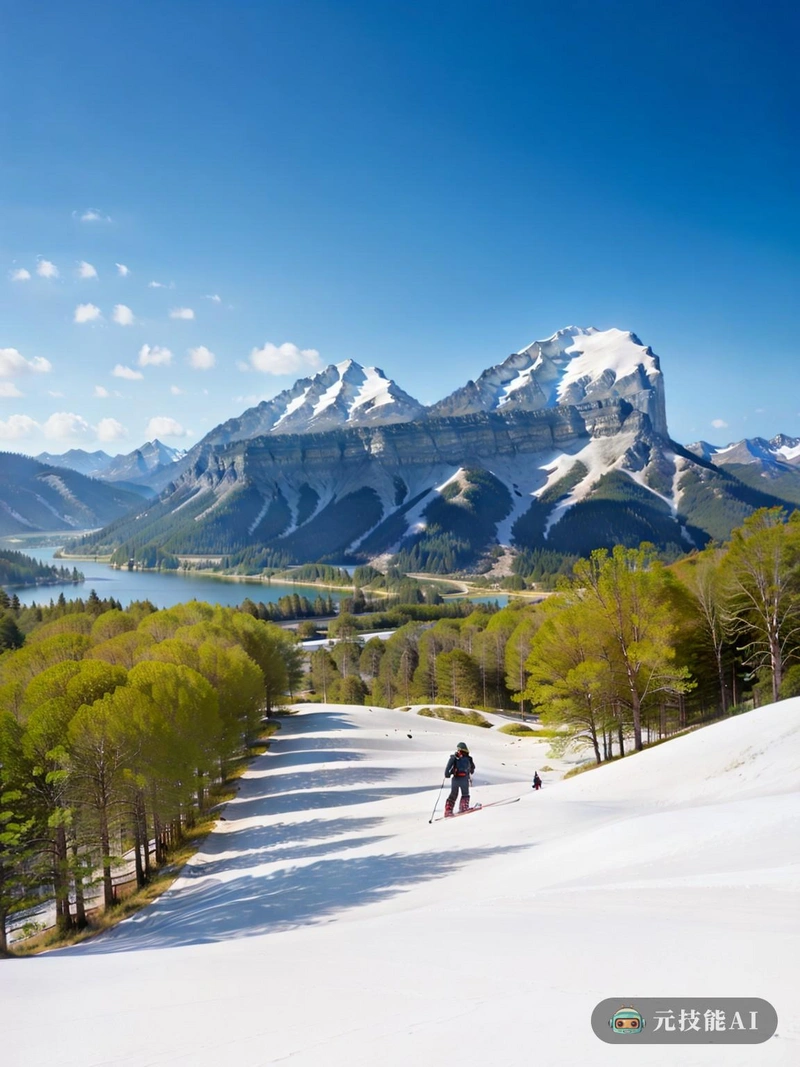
[309, 649, 339, 702]
[571, 545, 693, 751]
[67, 691, 136, 909]
[0, 712, 40, 952]
[722, 508, 800, 703]
[522, 600, 616, 763]
[435, 649, 481, 708]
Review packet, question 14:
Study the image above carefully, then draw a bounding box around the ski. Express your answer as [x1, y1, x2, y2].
[432, 796, 521, 822]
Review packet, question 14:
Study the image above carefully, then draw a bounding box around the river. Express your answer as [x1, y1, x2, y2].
[1, 536, 508, 610]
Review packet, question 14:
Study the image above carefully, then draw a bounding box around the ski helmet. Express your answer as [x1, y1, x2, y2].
[456, 741, 468, 752]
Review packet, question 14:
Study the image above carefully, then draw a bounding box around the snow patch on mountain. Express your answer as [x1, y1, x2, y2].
[542, 432, 640, 535]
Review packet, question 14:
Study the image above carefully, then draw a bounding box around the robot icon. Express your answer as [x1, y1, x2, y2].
[609, 1006, 645, 1035]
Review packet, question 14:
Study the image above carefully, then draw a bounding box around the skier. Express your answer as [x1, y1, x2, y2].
[532, 771, 542, 790]
[444, 742, 475, 816]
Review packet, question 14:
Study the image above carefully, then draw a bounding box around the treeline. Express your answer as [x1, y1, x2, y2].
[308, 508, 800, 760]
[0, 599, 303, 951]
[238, 593, 339, 621]
[0, 547, 84, 587]
[273, 564, 354, 585]
[109, 545, 180, 569]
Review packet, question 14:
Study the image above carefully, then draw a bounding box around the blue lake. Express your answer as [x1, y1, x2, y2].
[2, 540, 349, 611]
[1, 538, 508, 610]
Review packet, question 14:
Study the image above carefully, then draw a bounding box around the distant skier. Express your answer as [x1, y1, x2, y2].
[532, 771, 542, 791]
[444, 742, 475, 816]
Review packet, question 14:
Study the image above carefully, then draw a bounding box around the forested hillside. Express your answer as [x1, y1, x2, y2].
[0, 596, 303, 951]
[0, 547, 83, 588]
[0, 453, 143, 534]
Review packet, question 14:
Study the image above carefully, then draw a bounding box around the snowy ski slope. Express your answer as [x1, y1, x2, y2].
[4, 701, 798, 1067]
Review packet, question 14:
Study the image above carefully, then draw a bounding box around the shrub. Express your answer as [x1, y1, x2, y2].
[416, 706, 492, 728]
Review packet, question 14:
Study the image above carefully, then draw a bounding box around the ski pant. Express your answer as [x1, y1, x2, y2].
[444, 776, 471, 815]
[448, 776, 470, 801]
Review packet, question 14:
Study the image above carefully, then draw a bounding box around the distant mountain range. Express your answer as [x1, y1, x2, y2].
[0, 454, 146, 536]
[35, 439, 186, 493]
[686, 434, 800, 506]
[55, 326, 800, 573]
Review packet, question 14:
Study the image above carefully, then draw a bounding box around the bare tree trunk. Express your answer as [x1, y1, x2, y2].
[71, 840, 87, 928]
[54, 825, 73, 934]
[100, 809, 113, 910]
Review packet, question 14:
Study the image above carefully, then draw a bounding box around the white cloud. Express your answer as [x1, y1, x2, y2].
[145, 416, 191, 438]
[170, 307, 195, 320]
[0, 347, 52, 377]
[76, 208, 111, 223]
[0, 382, 23, 398]
[236, 360, 250, 372]
[170, 385, 183, 395]
[77, 260, 98, 279]
[711, 418, 729, 430]
[96, 417, 127, 442]
[74, 303, 102, 324]
[0, 414, 38, 440]
[206, 293, 222, 303]
[138, 344, 172, 367]
[112, 304, 135, 326]
[42, 412, 91, 441]
[10, 268, 31, 282]
[116, 263, 130, 277]
[112, 364, 144, 380]
[249, 341, 323, 376]
[48, 390, 65, 398]
[148, 280, 175, 289]
[93, 385, 110, 398]
[36, 259, 59, 279]
[187, 345, 215, 370]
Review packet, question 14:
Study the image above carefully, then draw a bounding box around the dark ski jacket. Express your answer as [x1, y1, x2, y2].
[446, 753, 475, 778]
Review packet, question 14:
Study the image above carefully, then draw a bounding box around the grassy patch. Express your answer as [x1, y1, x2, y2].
[563, 759, 606, 778]
[11, 724, 281, 957]
[497, 723, 539, 736]
[416, 706, 492, 728]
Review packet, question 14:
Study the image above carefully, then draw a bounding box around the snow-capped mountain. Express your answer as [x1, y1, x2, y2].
[100, 439, 186, 483]
[35, 440, 186, 486]
[196, 360, 425, 451]
[428, 326, 668, 436]
[71, 326, 799, 568]
[685, 434, 800, 505]
[687, 434, 800, 469]
[270, 359, 425, 434]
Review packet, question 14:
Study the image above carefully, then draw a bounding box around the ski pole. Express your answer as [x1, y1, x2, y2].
[428, 777, 446, 823]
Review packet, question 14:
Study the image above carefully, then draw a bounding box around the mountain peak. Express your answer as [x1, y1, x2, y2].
[429, 325, 668, 435]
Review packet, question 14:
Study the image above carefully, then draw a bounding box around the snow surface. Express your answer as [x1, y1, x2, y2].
[4, 701, 798, 1067]
[552, 326, 658, 402]
[775, 440, 800, 462]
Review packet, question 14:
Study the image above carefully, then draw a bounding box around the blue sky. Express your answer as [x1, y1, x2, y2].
[1, 0, 798, 455]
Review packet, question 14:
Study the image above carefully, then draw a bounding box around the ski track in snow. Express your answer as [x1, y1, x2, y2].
[4, 701, 799, 1067]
